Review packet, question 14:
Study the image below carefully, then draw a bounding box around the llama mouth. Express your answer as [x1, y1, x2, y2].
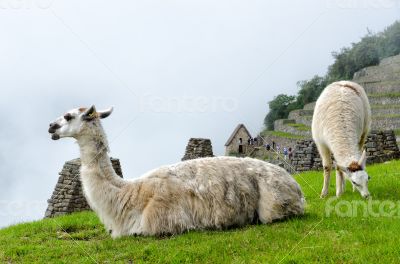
[51, 134, 60, 140]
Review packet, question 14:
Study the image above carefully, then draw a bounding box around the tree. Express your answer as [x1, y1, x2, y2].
[296, 75, 327, 106]
[264, 94, 296, 130]
[378, 21, 400, 59]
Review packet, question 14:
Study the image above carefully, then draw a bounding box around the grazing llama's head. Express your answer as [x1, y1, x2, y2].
[48, 105, 113, 140]
[338, 150, 370, 199]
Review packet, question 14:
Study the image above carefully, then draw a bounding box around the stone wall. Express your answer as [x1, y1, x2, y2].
[45, 158, 123, 218]
[291, 130, 400, 172]
[365, 130, 399, 163]
[288, 109, 314, 120]
[294, 116, 313, 127]
[290, 139, 321, 172]
[182, 138, 214, 161]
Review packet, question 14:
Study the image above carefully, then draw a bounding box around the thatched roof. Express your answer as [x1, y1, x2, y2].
[224, 124, 252, 146]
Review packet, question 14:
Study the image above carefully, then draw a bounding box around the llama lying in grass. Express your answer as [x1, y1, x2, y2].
[48, 106, 305, 237]
[312, 81, 371, 199]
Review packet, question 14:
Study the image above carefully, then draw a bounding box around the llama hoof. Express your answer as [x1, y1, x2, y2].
[320, 193, 328, 198]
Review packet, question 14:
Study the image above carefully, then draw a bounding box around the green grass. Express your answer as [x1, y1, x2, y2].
[372, 114, 400, 119]
[279, 119, 296, 125]
[286, 123, 311, 131]
[368, 92, 400, 98]
[262, 130, 306, 140]
[394, 129, 400, 136]
[1, 161, 400, 263]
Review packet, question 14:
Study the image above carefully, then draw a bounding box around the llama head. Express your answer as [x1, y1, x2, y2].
[337, 150, 370, 199]
[48, 105, 113, 140]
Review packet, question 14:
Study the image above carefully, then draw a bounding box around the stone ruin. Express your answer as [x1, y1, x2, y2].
[45, 158, 123, 218]
[182, 138, 214, 161]
[291, 130, 400, 172]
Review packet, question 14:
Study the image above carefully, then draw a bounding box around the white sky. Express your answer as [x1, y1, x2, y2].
[0, 0, 399, 227]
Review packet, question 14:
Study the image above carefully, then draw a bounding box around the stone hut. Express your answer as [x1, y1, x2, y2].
[45, 158, 123, 218]
[225, 124, 252, 155]
[182, 138, 214, 161]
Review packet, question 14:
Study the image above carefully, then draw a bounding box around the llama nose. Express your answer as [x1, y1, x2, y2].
[48, 123, 61, 133]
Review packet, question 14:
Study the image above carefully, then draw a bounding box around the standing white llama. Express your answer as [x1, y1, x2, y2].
[48, 106, 304, 237]
[312, 81, 371, 198]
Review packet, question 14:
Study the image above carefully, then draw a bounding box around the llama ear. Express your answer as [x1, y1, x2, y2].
[358, 149, 367, 169]
[82, 105, 97, 121]
[98, 107, 113, 119]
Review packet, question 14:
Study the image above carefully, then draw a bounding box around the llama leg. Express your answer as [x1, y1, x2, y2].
[318, 144, 332, 198]
[341, 171, 346, 191]
[336, 169, 344, 197]
[257, 180, 303, 223]
[357, 132, 367, 193]
[256, 183, 276, 224]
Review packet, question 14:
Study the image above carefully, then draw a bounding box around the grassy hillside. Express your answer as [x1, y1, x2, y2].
[1, 161, 400, 263]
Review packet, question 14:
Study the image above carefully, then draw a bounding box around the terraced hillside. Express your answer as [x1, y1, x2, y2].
[355, 54, 400, 132]
[264, 54, 400, 148]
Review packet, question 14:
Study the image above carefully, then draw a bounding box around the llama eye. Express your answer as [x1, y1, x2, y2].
[64, 114, 73, 121]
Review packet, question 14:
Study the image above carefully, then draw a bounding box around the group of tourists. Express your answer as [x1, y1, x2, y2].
[264, 141, 293, 160]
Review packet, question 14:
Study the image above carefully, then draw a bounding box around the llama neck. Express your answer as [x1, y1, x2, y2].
[77, 127, 124, 184]
[76, 125, 126, 225]
[327, 136, 361, 168]
[78, 133, 110, 167]
[334, 147, 361, 169]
